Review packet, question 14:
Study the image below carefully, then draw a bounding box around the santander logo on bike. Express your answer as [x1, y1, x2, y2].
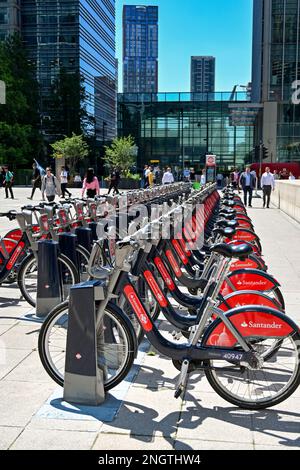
[241, 320, 282, 329]
[124, 285, 153, 332]
[236, 279, 267, 287]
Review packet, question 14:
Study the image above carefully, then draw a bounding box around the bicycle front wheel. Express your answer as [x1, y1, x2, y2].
[38, 301, 136, 391]
[17, 253, 79, 307]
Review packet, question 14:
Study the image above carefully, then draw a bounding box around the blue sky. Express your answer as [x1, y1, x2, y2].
[116, 0, 253, 92]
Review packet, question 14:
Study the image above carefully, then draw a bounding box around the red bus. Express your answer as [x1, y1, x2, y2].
[250, 162, 300, 179]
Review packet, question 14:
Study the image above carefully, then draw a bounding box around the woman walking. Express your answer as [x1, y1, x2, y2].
[82, 168, 100, 198]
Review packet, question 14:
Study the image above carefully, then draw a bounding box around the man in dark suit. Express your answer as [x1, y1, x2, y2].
[239, 166, 256, 207]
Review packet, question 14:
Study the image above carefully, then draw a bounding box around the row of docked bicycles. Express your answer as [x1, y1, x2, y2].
[1, 183, 300, 409]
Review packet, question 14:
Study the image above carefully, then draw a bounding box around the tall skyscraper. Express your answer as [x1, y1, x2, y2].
[252, 0, 300, 103]
[2, 1, 117, 143]
[0, 0, 21, 40]
[190, 56, 215, 95]
[251, 0, 300, 162]
[123, 5, 158, 93]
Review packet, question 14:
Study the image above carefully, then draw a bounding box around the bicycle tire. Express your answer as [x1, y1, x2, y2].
[17, 252, 79, 307]
[204, 331, 300, 410]
[38, 300, 136, 391]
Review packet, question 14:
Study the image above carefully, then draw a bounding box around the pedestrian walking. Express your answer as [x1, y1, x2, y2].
[154, 166, 162, 185]
[183, 167, 191, 182]
[0, 166, 6, 188]
[82, 168, 100, 198]
[190, 168, 196, 182]
[60, 166, 72, 198]
[239, 166, 256, 207]
[144, 165, 151, 189]
[289, 172, 296, 181]
[148, 167, 155, 188]
[216, 173, 224, 188]
[74, 174, 82, 188]
[280, 168, 289, 180]
[162, 167, 174, 185]
[200, 169, 206, 186]
[3, 167, 14, 199]
[261, 167, 275, 209]
[273, 170, 280, 181]
[28, 163, 41, 200]
[107, 168, 120, 195]
[231, 169, 239, 189]
[41, 167, 61, 202]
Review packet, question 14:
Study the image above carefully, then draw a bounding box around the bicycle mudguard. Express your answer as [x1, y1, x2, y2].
[4, 228, 22, 241]
[0, 238, 18, 258]
[221, 269, 280, 296]
[225, 228, 260, 244]
[229, 254, 267, 272]
[202, 306, 298, 348]
[218, 290, 283, 312]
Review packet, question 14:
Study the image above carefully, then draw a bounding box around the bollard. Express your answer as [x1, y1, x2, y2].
[63, 280, 106, 405]
[75, 227, 93, 252]
[58, 233, 78, 270]
[36, 240, 62, 318]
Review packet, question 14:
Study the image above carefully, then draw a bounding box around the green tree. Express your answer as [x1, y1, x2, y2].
[0, 34, 44, 166]
[104, 136, 136, 177]
[51, 133, 89, 173]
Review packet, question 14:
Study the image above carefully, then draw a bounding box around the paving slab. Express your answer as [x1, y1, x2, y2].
[3, 350, 54, 384]
[0, 380, 53, 427]
[100, 387, 183, 438]
[0, 348, 32, 380]
[93, 433, 174, 450]
[10, 428, 98, 450]
[174, 439, 254, 450]
[176, 391, 254, 444]
[0, 426, 23, 450]
[0, 323, 40, 350]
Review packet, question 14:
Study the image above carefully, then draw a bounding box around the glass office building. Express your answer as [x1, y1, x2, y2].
[190, 56, 215, 97]
[252, 0, 300, 162]
[20, 0, 116, 142]
[0, 0, 21, 41]
[123, 5, 158, 93]
[118, 92, 255, 172]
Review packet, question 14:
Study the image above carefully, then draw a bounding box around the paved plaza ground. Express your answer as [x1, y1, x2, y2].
[0, 187, 299, 450]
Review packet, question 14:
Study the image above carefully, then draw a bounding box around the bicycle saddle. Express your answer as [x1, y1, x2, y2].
[216, 219, 238, 229]
[212, 227, 236, 239]
[218, 213, 236, 221]
[88, 265, 114, 280]
[219, 208, 236, 214]
[210, 242, 253, 260]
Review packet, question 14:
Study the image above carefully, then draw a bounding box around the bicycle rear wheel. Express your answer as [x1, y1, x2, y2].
[204, 332, 300, 409]
[17, 252, 79, 307]
[38, 301, 136, 391]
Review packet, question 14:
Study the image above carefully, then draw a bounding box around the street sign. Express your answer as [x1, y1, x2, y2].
[206, 155, 216, 167]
